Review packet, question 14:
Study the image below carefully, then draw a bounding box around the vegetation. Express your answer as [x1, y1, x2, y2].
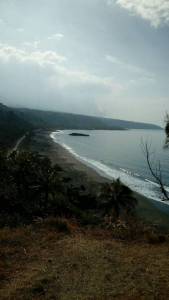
[14, 107, 162, 130]
[0, 102, 161, 152]
[0, 151, 63, 226]
[0, 102, 167, 299]
[0, 218, 169, 300]
[99, 179, 137, 220]
[142, 115, 169, 201]
[165, 114, 169, 140]
[0, 147, 167, 299]
[142, 141, 169, 201]
[0, 103, 31, 150]
[0, 150, 137, 227]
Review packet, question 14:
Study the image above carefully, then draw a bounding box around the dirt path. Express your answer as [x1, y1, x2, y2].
[8, 134, 26, 156]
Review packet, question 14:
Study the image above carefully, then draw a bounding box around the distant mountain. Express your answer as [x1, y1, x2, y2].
[14, 107, 162, 131]
[100, 117, 162, 130]
[0, 103, 31, 149]
[0, 103, 162, 149]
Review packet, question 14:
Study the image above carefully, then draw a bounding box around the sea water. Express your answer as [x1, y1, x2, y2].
[51, 129, 169, 203]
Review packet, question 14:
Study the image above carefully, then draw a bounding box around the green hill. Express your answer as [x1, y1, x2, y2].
[0, 103, 31, 149]
[14, 107, 162, 131]
[0, 103, 162, 150]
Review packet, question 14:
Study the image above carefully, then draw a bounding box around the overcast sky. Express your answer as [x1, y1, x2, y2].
[0, 0, 169, 125]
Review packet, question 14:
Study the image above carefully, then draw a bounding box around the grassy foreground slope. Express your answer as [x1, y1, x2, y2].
[1, 221, 169, 300]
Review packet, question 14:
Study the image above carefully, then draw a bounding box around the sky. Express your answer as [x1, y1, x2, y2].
[0, 0, 169, 125]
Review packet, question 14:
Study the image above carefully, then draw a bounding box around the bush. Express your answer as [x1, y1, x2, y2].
[0, 151, 64, 226]
[144, 230, 166, 244]
[0, 152, 138, 229]
[43, 218, 71, 234]
[99, 179, 137, 221]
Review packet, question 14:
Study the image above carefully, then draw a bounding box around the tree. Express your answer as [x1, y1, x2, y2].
[165, 114, 169, 145]
[142, 142, 169, 201]
[142, 115, 169, 201]
[0, 151, 64, 225]
[99, 179, 137, 220]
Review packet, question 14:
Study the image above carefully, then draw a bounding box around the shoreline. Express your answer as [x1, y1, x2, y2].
[26, 130, 169, 229]
[50, 131, 169, 206]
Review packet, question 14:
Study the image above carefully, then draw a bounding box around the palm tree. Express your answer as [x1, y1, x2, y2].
[99, 178, 137, 220]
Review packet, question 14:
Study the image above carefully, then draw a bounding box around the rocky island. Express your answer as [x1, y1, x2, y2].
[69, 132, 90, 137]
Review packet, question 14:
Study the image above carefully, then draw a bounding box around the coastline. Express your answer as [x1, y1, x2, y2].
[25, 130, 169, 229]
[2, 129, 169, 300]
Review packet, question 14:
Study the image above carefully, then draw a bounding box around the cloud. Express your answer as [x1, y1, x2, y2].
[0, 18, 5, 25]
[106, 54, 155, 82]
[0, 42, 123, 115]
[16, 28, 24, 32]
[23, 41, 41, 49]
[49, 64, 123, 93]
[0, 43, 66, 65]
[114, 0, 169, 27]
[0, 43, 122, 92]
[48, 33, 64, 41]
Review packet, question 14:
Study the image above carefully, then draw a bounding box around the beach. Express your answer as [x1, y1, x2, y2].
[23, 130, 169, 230]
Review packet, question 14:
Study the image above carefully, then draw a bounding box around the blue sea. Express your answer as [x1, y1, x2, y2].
[51, 129, 169, 203]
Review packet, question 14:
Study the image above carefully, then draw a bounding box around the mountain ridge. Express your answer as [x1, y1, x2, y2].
[14, 107, 162, 131]
[0, 103, 162, 149]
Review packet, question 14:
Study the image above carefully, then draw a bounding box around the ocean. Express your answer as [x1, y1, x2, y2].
[51, 129, 169, 203]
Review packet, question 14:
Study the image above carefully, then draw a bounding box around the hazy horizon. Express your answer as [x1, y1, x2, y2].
[0, 101, 161, 127]
[0, 0, 169, 125]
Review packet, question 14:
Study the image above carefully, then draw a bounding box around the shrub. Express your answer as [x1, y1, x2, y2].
[0, 151, 64, 226]
[43, 218, 71, 234]
[99, 179, 137, 220]
[144, 230, 167, 244]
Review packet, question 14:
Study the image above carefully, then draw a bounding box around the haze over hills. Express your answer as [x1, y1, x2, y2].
[0, 103, 162, 149]
[15, 107, 162, 131]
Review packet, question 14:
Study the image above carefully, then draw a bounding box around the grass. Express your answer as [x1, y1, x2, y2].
[1, 219, 169, 299]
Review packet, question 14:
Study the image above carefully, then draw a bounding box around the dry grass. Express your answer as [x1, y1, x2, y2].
[1, 220, 169, 299]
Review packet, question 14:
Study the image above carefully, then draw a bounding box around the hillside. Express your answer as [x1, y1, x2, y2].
[0, 103, 31, 149]
[1, 131, 169, 300]
[0, 111, 168, 300]
[14, 107, 162, 131]
[1, 223, 169, 300]
[0, 103, 162, 150]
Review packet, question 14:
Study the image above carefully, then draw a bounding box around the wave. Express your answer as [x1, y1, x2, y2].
[145, 179, 159, 186]
[50, 131, 169, 205]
